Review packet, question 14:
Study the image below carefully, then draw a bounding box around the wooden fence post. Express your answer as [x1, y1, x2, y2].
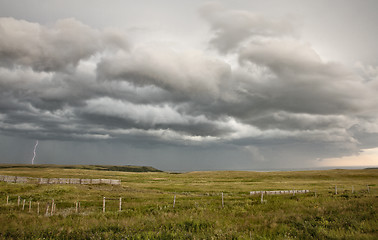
[45, 204, 49, 216]
[51, 199, 55, 215]
[75, 201, 78, 213]
[119, 197, 122, 212]
[18, 196, 20, 206]
[37, 202, 40, 215]
[173, 195, 176, 208]
[6, 196, 9, 205]
[367, 185, 370, 193]
[29, 200, 31, 212]
[221, 192, 224, 208]
[261, 192, 264, 203]
[335, 185, 338, 195]
[103, 197, 106, 213]
[352, 186, 354, 194]
[22, 199, 26, 210]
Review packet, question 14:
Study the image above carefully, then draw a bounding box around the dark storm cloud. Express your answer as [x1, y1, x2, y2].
[197, 2, 377, 165]
[0, 2, 377, 170]
[0, 17, 236, 143]
[238, 40, 373, 114]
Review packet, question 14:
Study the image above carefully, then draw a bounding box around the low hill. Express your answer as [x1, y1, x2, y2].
[0, 164, 162, 172]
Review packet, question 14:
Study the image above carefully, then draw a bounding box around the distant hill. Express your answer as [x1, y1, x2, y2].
[0, 164, 163, 172]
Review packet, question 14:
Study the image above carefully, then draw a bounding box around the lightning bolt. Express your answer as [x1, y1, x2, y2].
[32, 140, 39, 165]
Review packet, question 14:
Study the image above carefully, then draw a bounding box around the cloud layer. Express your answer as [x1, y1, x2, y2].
[1, 3, 378, 168]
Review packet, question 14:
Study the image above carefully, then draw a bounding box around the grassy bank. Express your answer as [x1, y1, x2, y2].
[0, 166, 377, 239]
[0, 164, 162, 173]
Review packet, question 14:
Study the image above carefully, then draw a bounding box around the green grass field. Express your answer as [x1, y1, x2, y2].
[0, 165, 377, 239]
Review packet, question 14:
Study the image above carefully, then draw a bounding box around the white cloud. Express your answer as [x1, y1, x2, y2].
[84, 97, 190, 126]
[97, 45, 231, 100]
[199, 2, 296, 52]
[0, 17, 128, 72]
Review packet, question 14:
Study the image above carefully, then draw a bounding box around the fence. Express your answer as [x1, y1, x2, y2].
[0, 175, 121, 185]
[250, 190, 310, 195]
[1, 184, 374, 217]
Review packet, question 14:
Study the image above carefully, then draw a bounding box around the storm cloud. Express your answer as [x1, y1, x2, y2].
[199, 2, 296, 53]
[0, 1, 378, 170]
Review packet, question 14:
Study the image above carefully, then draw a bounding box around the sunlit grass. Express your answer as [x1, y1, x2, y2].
[0, 166, 377, 239]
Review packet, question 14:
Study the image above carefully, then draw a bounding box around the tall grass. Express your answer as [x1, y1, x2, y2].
[0, 167, 377, 239]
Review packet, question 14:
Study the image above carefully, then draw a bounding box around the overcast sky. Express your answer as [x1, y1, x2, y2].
[0, 0, 377, 171]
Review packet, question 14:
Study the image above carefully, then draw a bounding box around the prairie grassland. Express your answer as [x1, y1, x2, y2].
[0, 166, 377, 239]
